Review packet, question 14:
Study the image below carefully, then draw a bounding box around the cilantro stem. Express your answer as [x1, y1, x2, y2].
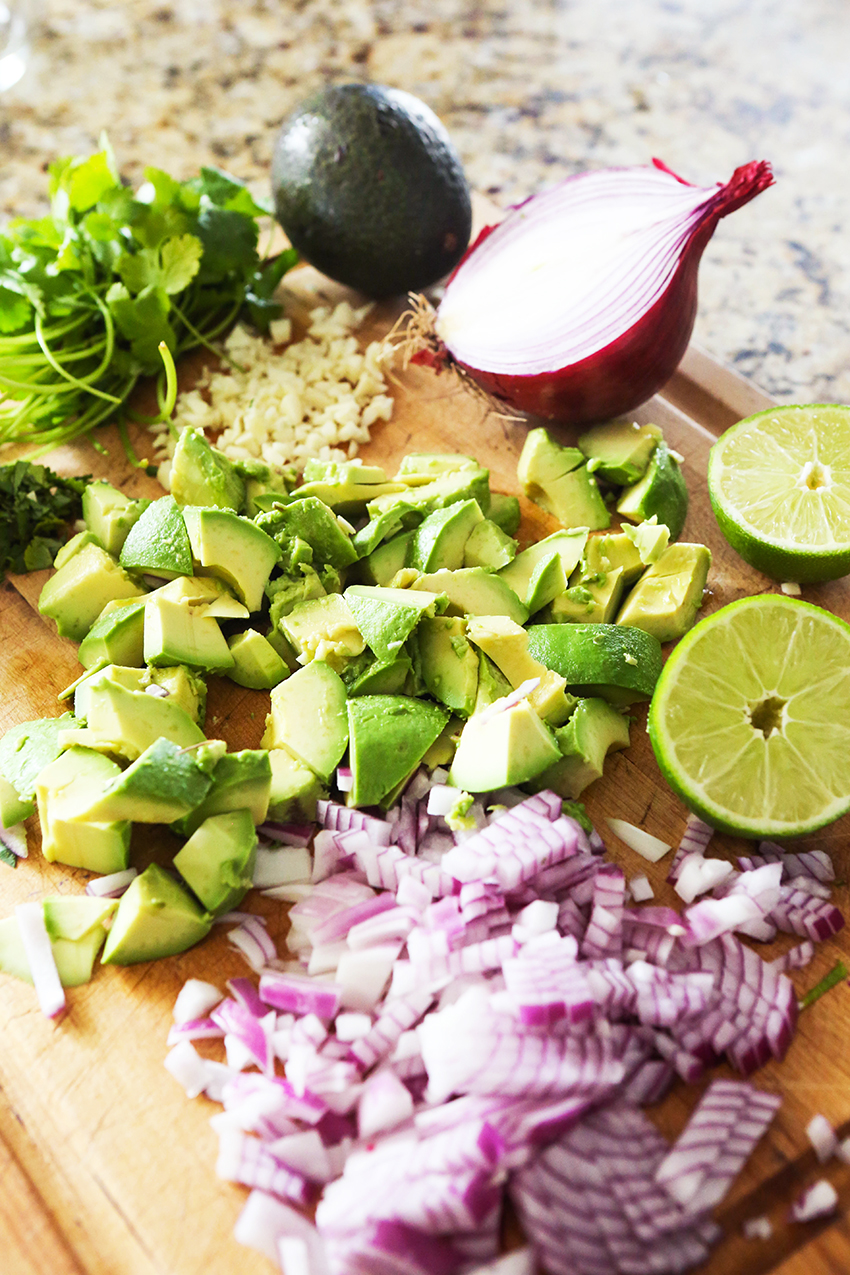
[33, 302, 121, 402]
[799, 960, 848, 1010]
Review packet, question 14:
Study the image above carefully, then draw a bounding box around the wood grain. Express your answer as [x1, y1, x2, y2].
[2, 269, 849, 1275]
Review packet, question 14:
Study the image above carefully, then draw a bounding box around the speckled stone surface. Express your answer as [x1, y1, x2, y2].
[2, 0, 849, 405]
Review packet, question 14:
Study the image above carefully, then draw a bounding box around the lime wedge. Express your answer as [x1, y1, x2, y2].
[648, 595, 850, 837]
[708, 404, 850, 582]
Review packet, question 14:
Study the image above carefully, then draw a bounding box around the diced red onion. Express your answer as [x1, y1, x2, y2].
[257, 821, 314, 847]
[15, 902, 65, 1019]
[336, 766, 354, 793]
[769, 940, 816, 973]
[358, 1067, 415, 1138]
[167, 1016, 226, 1047]
[259, 972, 342, 1021]
[606, 817, 671, 864]
[674, 855, 734, 904]
[0, 822, 28, 858]
[85, 866, 137, 897]
[790, 1178, 839, 1222]
[742, 1215, 773, 1240]
[630, 874, 654, 903]
[173, 977, 224, 1025]
[253, 845, 312, 889]
[768, 887, 845, 942]
[233, 1189, 327, 1268]
[806, 1114, 838, 1164]
[216, 1125, 312, 1206]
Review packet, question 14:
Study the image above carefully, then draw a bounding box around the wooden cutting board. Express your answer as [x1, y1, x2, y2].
[2, 265, 850, 1275]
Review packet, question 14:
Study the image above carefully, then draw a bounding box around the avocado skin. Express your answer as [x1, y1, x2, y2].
[271, 83, 472, 298]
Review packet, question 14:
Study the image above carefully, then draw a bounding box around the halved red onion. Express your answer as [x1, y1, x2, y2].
[421, 160, 773, 424]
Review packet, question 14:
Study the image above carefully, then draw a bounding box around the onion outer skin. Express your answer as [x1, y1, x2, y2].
[438, 160, 774, 426]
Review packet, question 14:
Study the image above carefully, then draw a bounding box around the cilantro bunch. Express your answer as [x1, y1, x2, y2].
[0, 141, 298, 453]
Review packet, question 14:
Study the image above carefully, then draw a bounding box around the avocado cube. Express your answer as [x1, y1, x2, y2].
[267, 570, 328, 632]
[473, 652, 513, 715]
[267, 748, 324, 823]
[262, 662, 348, 781]
[255, 496, 357, 572]
[466, 615, 574, 726]
[119, 495, 194, 580]
[68, 736, 218, 824]
[409, 500, 485, 573]
[145, 665, 207, 725]
[53, 530, 103, 571]
[547, 566, 626, 625]
[0, 770, 34, 827]
[526, 623, 663, 707]
[360, 530, 415, 587]
[173, 749, 272, 837]
[487, 493, 521, 537]
[578, 419, 662, 486]
[38, 542, 147, 642]
[78, 597, 148, 670]
[449, 697, 561, 792]
[395, 453, 484, 482]
[498, 530, 587, 610]
[580, 532, 646, 588]
[0, 897, 117, 988]
[345, 654, 413, 697]
[280, 594, 365, 673]
[616, 440, 688, 540]
[622, 518, 671, 567]
[82, 480, 150, 557]
[352, 502, 419, 558]
[347, 695, 449, 808]
[35, 746, 131, 874]
[616, 543, 711, 643]
[173, 809, 257, 917]
[531, 697, 631, 799]
[411, 568, 528, 624]
[101, 864, 212, 965]
[144, 595, 235, 674]
[462, 519, 517, 571]
[77, 672, 206, 760]
[344, 585, 446, 664]
[227, 629, 290, 690]
[169, 428, 246, 511]
[295, 459, 406, 514]
[517, 428, 585, 491]
[416, 615, 480, 716]
[0, 713, 79, 810]
[371, 466, 491, 519]
[182, 507, 282, 613]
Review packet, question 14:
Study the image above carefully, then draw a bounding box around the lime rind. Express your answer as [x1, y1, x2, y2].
[648, 594, 850, 838]
[708, 403, 850, 583]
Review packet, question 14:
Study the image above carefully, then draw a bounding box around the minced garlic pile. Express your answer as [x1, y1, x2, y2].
[151, 300, 396, 486]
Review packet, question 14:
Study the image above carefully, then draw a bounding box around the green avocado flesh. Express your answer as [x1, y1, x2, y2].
[271, 83, 472, 298]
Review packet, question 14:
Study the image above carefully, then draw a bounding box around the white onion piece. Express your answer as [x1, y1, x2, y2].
[85, 866, 137, 897]
[606, 818, 671, 863]
[253, 845, 312, 889]
[675, 855, 734, 904]
[358, 1067, 415, 1138]
[173, 978, 223, 1025]
[790, 1178, 839, 1222]
[426, 784, 461, 817]
[806, 1114, 838, 1164]
[15, 902, 64, 1019]
[336, 944, 402, 1013]
[742, 1215, 773, 1240]
[630, 874, 654, 902]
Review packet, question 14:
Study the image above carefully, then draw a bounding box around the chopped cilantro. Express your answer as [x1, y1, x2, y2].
[0, 461, 89, 575]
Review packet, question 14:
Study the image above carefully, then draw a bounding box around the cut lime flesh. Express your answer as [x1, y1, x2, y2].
[708, 404, 850, 583]
[648, 595, 850, 837]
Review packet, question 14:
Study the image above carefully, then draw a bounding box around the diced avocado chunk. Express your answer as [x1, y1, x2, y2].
[0, 770, 33, 827]
[580, 532, 645, 588]
[578, 419, 662, 486]
[621, 517, 671, 566]
[256, 496, 357, 571]
[0, 898, 117, 987]
[173, 809, 258, 916]
[487, 493, 521, 537]
[262, 661, 349, 781]
[616, 440, 688, 540]
[367, 466, 490, 520]
[411, 568, 528, 624]
[526, 623, 663, 707]
[119, 495, 194, 579]
[463, 519, 517, 571]
[182, 506, 282, 613]
[547, 566, 626, 625]
[268, 569, 328, 631]
[498, 530, 587, 611]
[449, 696, 561, 792]
[361, 530, 415, 587]
[78, 596, 148, 669]
[616, 543, 711, 643]
[347, 696, 449, 808]
[409, 499, 485, 572]
[416, 615, 480, 716]
[236, 456, 295, 517]
[473, 652, 513, 715]
[144, 594, 234, 673]
[38, 542, 147, 642]
[169, 428, 245, 511]
[280, 594, 365, 673]
[531, 697, 631, 799]
[0, 713, 80, 808]
[267, 748, 324, 822]
[72, 671, 206, 760]
[227, 629, 290, 689]
[101, 863, 212, 965]
[395, 453, 484, 482]
[173, 749, 272, 836]
[517, 429, 610, 531]
[53, 530, 103, 571]
[295, 459, 406, 513]
[35, 746, 131, 873]
[518, 428, 585, 489]
[466, 615, 575, 725]
[82, 480, 149, 557]
[344, 654, 413, 697]
[352, 502, 418, 557]
[344, 585, 445, 664]
[68, 736, 219, 824]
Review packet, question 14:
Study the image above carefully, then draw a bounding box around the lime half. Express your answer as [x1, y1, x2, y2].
[707, 404, 850, 583]
[648, 595, 850, 837]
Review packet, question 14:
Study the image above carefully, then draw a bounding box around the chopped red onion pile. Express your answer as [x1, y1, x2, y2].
[164, 781, 848, 1274]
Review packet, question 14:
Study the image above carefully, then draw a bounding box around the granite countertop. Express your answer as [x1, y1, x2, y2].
[2, 0, 849, 406]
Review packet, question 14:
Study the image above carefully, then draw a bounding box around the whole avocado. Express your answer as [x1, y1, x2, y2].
[271, 83, 472, 299]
